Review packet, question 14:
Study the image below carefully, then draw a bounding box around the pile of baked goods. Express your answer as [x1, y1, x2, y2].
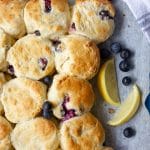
[0, 0, 115, 149]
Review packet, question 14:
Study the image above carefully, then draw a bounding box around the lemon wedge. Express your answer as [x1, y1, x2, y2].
[108, 85, 141, 126]
[98, 59, 120, 106]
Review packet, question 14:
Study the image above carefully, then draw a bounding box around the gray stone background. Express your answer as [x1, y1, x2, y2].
[70, 0, 150, 150]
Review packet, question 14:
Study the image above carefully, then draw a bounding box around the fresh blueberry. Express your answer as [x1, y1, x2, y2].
[111, 42, 122, 54]
[119, 60, 130, 72]
[100, 49, 112, 59]
[123, 127, 136, 138]
[44, 0, 51, 13]
[42, 101, 52, 111]
[120, 49, 131, 59]
[122, 76, 132, 86]
[34, 30, 41, 36]
[42, 110, 52, 119]
[42, 76, 52, 85]
[8, 65, 14, 75]
[38, 58, 48, 70]
[145, 93, 150, 114]
[52, 40, 61, 52]
[99, 10, 113, 20]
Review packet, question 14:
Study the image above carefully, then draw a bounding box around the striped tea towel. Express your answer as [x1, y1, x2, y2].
[123, 0, 150, 43]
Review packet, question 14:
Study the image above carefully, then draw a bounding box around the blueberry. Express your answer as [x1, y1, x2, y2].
[44, 0, 51, 13]
[71, 23, 76, 30]
[38, 58, 48, 70]
[100, 49, 111, 59]
[42, 101, 52, 111]
[52, 40, 61, 52]
[120, 49, 131, 59]
[122, 76, 132, 86]
[8, 65, 14, 75]
[99, 10, 113, 20]
[43, 76, 52, 85]
[119, 60, 130, 72]
[34, 30, 41, 36]
[111, 42, 122, 54]
[123, 127, 136, 138]
[42, 110, 52, 119]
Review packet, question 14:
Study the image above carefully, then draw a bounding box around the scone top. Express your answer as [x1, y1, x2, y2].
[54, 34, 100, 80]
[70, 0, 115, 43]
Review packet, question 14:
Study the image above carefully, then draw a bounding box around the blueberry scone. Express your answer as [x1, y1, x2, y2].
[24, 0, 70, 40]
[11, 117, 59, 150]
[0, 28, 15, 71]
[7, 34, 55, 80]
[48, 74, 95, 120]
[60, 113, 107, 150]
[0, 0, 27, 39]
[1, 78, 47, 123]
[54, 35, 100, 80]
[0, 116, 13, 150]
[69, 0, 115, 43]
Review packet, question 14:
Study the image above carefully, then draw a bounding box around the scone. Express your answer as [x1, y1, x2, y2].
[60, 113, 105, 150]
[24, 0, 70, 40]
[0, 0, 27, 39]
[48, 74, 95, 120]
[1, 78, 47, 123]
[0, 116, 13, 150]
[7, 34, 55, 80]
[69, 0, 115, 43]
[0, 72, 7, 115]
[54, 35, 100, 80]
[0, 28, 15, 71]
[11, 117, 59, 150]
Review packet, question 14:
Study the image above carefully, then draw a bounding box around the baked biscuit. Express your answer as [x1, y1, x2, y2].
[0, 116, 13, 150]
[60, 113, 105, 150]
[0, 72, 7, 115]
[48, 74, 95, 120]
[0, 0, 27, 39]
[11, 117, 59, 150]
[7, 34, 55, 80]
[24, 0, 70, 40]
[0, 28, 15, 71]
[54, 35, 100, 80]
[69, 0, 115, 43]
[1, 78, 47, 123]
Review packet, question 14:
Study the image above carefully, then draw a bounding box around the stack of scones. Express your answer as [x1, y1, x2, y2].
[0, 0, 115, 149]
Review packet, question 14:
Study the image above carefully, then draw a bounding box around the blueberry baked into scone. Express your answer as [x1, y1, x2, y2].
[0, 0, 115, 149]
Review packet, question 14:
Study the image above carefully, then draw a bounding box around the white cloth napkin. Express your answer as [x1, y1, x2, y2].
[123, 0, 150, 43]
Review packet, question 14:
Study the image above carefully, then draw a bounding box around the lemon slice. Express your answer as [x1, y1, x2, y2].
[98, 59, 120, 106]
[108, 85, 141, 126]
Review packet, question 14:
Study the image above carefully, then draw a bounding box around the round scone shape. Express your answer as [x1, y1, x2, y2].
[7, 34, 55, 80]
[0, 0, 27, 39]
[0, 28, 16, 71]
[48, 74, 95, 120]
[24, 0, 70, 39]
[54, 35, 100, 80]
[1, 78, 47, 123]
[0, 116, 13, 150]
[11, 117, 59, 150]
[69, 0, 115, 43]
[60, 113, 105, 150]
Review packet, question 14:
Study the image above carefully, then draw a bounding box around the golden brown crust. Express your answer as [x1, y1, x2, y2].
[55, 35, 100, 80]
[1, 78, 47, 123]
[60, 113, 105, 150]
[11, 117, 60, 150]
[0, 116, 13, 150]
[0, 0, 27, 38]
[24, 0, 70, 39]
[7, 34, 55, 80]
[70, 0, 115, 43]
[48, 74, 95, 119]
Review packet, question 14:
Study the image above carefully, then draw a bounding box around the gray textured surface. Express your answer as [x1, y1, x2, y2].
[69, 0, 150, 150]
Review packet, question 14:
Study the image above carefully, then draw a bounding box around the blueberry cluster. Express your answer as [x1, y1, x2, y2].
[100, 42, 133, 86]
